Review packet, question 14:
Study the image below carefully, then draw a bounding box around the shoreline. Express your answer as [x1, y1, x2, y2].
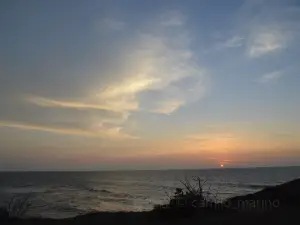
[1, 178, 300, 225]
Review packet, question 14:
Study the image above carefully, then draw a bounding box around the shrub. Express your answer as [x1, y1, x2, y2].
[0, 194, 32, 219]
[153, 177, 227, 217]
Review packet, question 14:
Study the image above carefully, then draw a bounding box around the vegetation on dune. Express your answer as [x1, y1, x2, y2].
[152, 177, 230, 217]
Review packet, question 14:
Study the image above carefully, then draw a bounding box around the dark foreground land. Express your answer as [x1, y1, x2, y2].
[1, 178, 300, 225]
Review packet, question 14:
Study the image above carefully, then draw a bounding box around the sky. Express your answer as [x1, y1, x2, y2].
[0, 0, 300, 170]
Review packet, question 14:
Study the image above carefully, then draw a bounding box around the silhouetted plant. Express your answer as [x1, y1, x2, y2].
[1, 194, 32, 219]
[153, 176, 228, 217]
[153, 177, 206, 213]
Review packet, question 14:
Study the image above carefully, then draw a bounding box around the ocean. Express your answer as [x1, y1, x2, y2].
[0, 167, 299, 218]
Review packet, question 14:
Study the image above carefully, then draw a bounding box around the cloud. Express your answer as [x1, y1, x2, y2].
[236, 0, 298, 58]
[0, 120, 137, 140]
[203, 35, 244, 54]
[24, 96, 136, 139]
[26, 11, 207, 121]
[98, 76, 160, 101]
[95, 14, 208, 115]
[22, 10, 208, 143]
[186, 132, 237, 142]
[257, 71, 283, 83]
[26, 96, 138, 112]
[248, 28, 287, 58]
[161, 10, 185, 27]
[222, 36, 244, 48]
[151, 99, 184, 115]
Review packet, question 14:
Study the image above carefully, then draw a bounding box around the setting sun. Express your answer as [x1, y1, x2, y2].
[0, 1, 300, 223]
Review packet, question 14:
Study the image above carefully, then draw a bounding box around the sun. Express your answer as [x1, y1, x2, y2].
[220, 164, 224, 168]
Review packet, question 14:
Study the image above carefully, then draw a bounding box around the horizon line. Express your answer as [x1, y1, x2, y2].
[1, 165, 299, 173]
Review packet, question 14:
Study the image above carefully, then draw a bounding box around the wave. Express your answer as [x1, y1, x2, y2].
[97, 196, 133, 204]
[207, 181, 272, 190]
[84, 187, 135, 199]
[3, 186, 47, 194]
[86, 188, 112, 194]
[244, 183, 271, 189]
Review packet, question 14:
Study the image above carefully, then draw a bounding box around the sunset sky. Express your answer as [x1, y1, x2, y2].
[1, 0, 300, 170]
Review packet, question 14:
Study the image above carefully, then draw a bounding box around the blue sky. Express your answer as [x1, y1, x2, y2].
[0, 0, 300, 170]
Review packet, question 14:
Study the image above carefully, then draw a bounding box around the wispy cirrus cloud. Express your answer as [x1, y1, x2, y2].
[26, 96, 138, 112]
[203, 35, 244, 54]
[248, 28, 287, 58]
[29, 11, 207, 117]
[22, 10, 208, 142]
[0, 120, 137, 140]
[237, 0, 298, 58]
[151, 99, 184, 115]
[185, 132, 237, 143]
[25, 95, 136, 138]
[219, 36, 244, 49]
[97, 11, 208, 115]
[257, 71, 283, 83]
